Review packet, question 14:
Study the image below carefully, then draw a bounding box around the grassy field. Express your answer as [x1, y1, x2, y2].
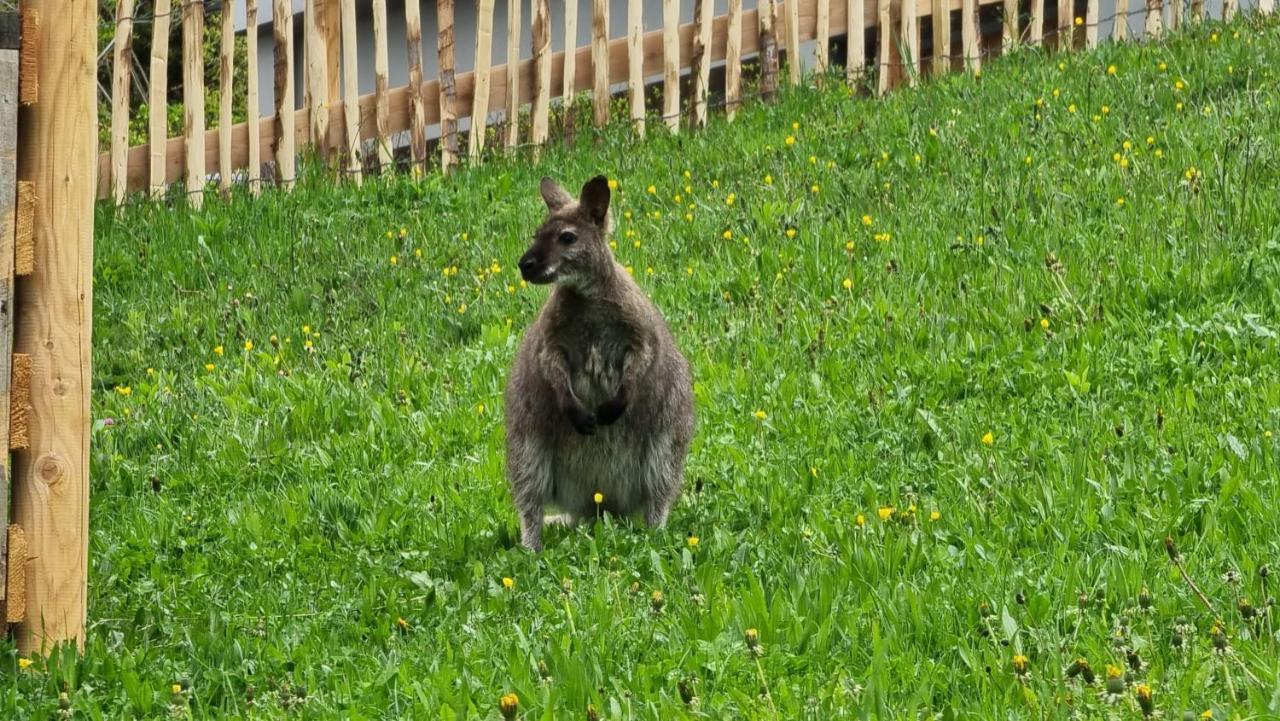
[5, 12, 1280, 720]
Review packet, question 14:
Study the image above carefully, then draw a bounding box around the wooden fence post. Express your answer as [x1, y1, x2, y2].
[505, 0, 522, 148]
[1003, 0, 1018, 50]
[1029, 0, 1043, 44]
[901, 0, 918, 86]
[1085, 0, 1098, 47]
[305, 0, 330, 161]
[405, 0, 427, 171]
[726, 0, 743, 119]
[1222, 0, 1235, 20]
[876, 0, 891, 95]
[321, 0, 342, 154]
[563, 0, 579, 140]
[784, 0, 800, 84]
[470, 0, 495, 160]
[439, 0, 460, 170]
[0, 11, 18, 617]
[273, 0, 296, 188]
[110, 0, 135, 204]
[531, 0, 552, 147]
[372, 0, 392, 169]
[1169, 0, 1183, 28]
[847, 0, 864, 84]
[759, 0, 779, 101]
[932, 0, 948, 77]
[1057, 0, 1071, 49]
[1113, 0, 1129, 39]
[963, 0, 980, 72]
[591, 0, 608, 127]
[220, 1, 234, 194]
[12, 0, 95, 654]
[816, 0, 829, 78]
[1145, 0, 1162, 38]
[183, 0, 206, 207]
[246, 0, 262, 194]
[340, 0, 362, 183]
[627, 0, 644, 135]
[1189, 0, 1202, 23]
[691, 0, 712, 126]
[149, 0, 172, 197]
[662, 0, 679, 129]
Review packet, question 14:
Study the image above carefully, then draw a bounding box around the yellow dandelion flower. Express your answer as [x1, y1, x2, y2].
[844, 241, 854, 251]
[929, 511, 941, 522]
[385, 230, 394, 239]
[686, 266, 694, 276]
[594, 492, 604, 504]
[1012, 655, 1030, 675]
[625, 266, 634, 276]
[213, 345, 224, 356]
[146, 367, 155, 376]
[1040, 318, 1050, 330]
[982, 431, 994, 446]
[808, 155, 817, 164]
[1106, 65, 1117, 76]
[18, 658, 32, 669]
[810, 184, 820, 194]
[499, 693, 519, 720]
[726, 194, 736, 205]
[1154, 148, 1164, 158]
[1175, 79, 1185, 90]
[502, 576, 515, 589]
[457, 304, 467, 314]
[1115, 197, 1126, 206]
[856, 513, 866, 527]
[861, 214, 873, 226]
[785, 135, 796, 146]
[878, 507, 894, 521]
[1120, 157, 1130, 169]
[786, 228, 797, 239]
[842, 278, 852, 290]
[1074, 15, 1082, 25]
[764, 174, 773, 185]
[390, 255, 398, 266]
[723, 230, 733, 240]
[646, 185, 656, 194]
[476, 403, 485, 414]
[753, 409, 767, 421]
[204, 363, 215, 372]
[607, 178, 619, 190]
[687, 535, 699, 548]
[507, 284, 515, 294]
[244, 340, 254, 352]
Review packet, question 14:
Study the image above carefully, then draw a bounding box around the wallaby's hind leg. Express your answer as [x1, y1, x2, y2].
[642, 437, 687, 528]
[508, 433, 554, 551]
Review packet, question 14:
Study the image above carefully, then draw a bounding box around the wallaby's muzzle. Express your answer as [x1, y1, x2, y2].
[518, 249, 555, 284]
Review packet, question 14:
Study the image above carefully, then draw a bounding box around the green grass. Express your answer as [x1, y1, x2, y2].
[6, 13, 1280, 720]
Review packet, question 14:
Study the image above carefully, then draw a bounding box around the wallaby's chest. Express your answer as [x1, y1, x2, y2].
[554, 308, 631, 403]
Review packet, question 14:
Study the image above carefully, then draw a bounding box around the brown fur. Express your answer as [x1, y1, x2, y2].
[504, 175, 696, 550]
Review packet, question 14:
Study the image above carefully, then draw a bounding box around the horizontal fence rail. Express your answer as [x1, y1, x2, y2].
[97, 0, 1272, 202]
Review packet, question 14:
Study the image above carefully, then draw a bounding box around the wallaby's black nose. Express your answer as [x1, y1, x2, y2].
[518, 256, 538, 274]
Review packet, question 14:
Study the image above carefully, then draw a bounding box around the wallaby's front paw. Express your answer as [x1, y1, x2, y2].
[567, 404, 598, 435]
[596, 397, 627, 425]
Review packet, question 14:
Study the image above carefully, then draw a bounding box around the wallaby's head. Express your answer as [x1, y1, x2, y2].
[519, 175, 613, 287]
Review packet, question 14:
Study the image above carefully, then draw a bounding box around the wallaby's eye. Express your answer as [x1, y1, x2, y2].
[558, 231, 578, 246]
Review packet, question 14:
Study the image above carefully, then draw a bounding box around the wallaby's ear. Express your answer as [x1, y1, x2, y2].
[540, 177, 573, 212]
[578, 175, 611, 227]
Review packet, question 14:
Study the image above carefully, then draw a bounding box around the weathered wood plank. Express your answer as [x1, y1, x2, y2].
[963, 0, 979, 72]
[877, 0, 891, 95]
[785, 0, 800, 84]
[439, 0, 459, 171]
[691, 0, 712, 125]
[932, 0, 947, 76]
[471, 0, 495, 159]
[0, 39, 17, 605]
[662, 0, 679, 128]
[305, 0, 329, 160]
[563, 0, 579, 138]
[1145, 0, 1162, 37]
[246, 0, 261, 194]
[405, 0, 427, 170]
[1085, 0, 1098, 47]
[183, 0, 206, 207]
[592, 0, 609, 127]
[531, 0, 552, 146]
[110, 0, 135, 203]
[902, 0, 918, 85]
[628, 0, 645, 135]
[1114, 0, 1129, 39]
[504, 0, 521, 147]
[1030, 0, 1043, 43]
[726, 0, 743, 119]
[219, 0, 234, 192]
[12, 0, 95, 653]
[273, 0, 296, 188]
[1056, 0, 1071, 49]
[816, 0, 829, 78]
[341, 0, 361, 183]
[1003, 0, 1018, 50]
[759, 0, 778, 100]
[372, 0, 392, 168]
[149, 0, 171, 196]
[847, 0, 864, 83]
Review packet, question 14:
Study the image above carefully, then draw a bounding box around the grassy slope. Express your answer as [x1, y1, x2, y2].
[6, 13, 1280, 720]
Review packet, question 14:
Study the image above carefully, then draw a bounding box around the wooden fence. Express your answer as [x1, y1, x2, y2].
[95, 0, 1273, 206]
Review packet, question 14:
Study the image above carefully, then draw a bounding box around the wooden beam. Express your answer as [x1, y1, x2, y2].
[563, 0, 579, 139]
[372, 0, 392, 168]
[785, 0, 800, 84]
[110, 0, 135, 203]
[726, 0, 743, 119]
[321, 0, 342, 154]
[1003, 0, 1017, 50]
[759, 0, 778, 101]
[691, 0, 712, 126]
[439, 0, 459, 171]
[12, 0, 95, 654]
[877, 0, 890, 95]
[505, 0, 521, 147]
[963, 0, 979, 72]
[341, 0, 361, 182]
[1030, 0, 1043, 43]
[1085, 0, 1098, 46]
[4, 525, 24, 622]
[592, 0, 609, 127]
[902, 0, 918, 85]
[1169, 0, 1182, 28]
[0, 18, 18, 607]
[219, 1, 234, 193]
[246, 0, 261, 194]
[531, 0, 552, 146]
[816, 0, 829, 77]
[470, 0, 495, 159]
[183, 0, 206, 207]
[273, 0, 296, 188]
[628, 0, 645, 135]
[149, 0, 171, 197]
[1113, 0, 1128, 39]
[1222, 0, 1235, 20]
[305, 0, 330, 162]
[405, 0, 427, 170]
[1056, 0, 1071, 49]
[662, 0, 679, 128]
[1145, 0, 1163, 36]
[847, 0, 863, 83]
[932, 0, 947, 76]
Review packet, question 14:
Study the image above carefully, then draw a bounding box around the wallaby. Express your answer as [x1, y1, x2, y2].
[504, 175, 695, 551]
